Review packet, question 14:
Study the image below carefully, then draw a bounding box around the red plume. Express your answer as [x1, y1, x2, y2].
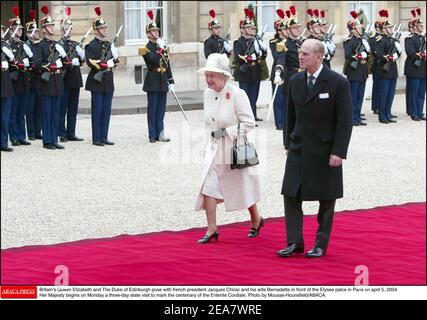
[244, 8, 250, 17]
[290, 5, 296, 16]
[350, 11, 358, 19]
[276, 9, 285, 19]
[65, 6, 71, 16]
[416, 8, 421, 16]
[94, 6, 101, 17]
[307, 9, 313, 17]
[314, 9, 319, 17]
[383, 10, 389, 18]
[209, 9, 215, 19]
[147, 10, 154, 21]
[411, 9, 416, 18]
[286, 10, 291, 18]
[12, 6, 20, 17]
[248, 9, 254, 19]
[29, 10, 36, 20]
[41, 6, 49, 15]
[321, 10, 325, 18]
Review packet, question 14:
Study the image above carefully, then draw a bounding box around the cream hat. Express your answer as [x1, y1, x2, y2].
[197, 53, 233, 79]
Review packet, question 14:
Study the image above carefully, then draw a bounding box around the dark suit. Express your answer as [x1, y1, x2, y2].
[282, 66, 353, 250]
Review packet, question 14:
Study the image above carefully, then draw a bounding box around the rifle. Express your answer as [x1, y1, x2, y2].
[414, 33, 426, 68]
[63, 27, 92, 77]
[382, 24, 403, 72]
[40, 25, 72, 82]
[93, 25, 123, 83]
[9, 35, 28, 81]
[2, 28, 10, 39]
[350, 25, 372, 70]
[296, 28, 307, 47]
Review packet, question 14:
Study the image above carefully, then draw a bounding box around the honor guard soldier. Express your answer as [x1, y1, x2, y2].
[274, 6, 303, 138]
[319, 10, 336, 69]
[85, 7, 119, 146]
[306, 9, 330, 68]
[369, 16, 383, 115]
[269, 9, 286, 130]
[343, 11, 370, 126]
[233, 8, 267, 123]
[139, 10, 174, 143]
[25, 10, 42, 141]
[8, 6, 33, 147]
[203, 9, 232, 59]
[34, 6, 68, 150]
[405, 8, 426, 121]
[1, 25, 15, 152]
[59, 7, 85, 142]
[374, 9, 402, 124]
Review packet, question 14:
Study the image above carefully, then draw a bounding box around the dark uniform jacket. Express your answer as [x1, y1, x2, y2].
[1, 41, 14, 98]
[269, 33, 281, 81]
[140, 40, 174, 93]
[8, 38, 31, 94]
[33, 38, 64, 97]
[233, 36, 267, 83]
[343, 35, 369, 82]
[62, 39, 84, 89]
[204, 34, 230, 59]
[374, 35, 401, 79]
[369, 33, 381, 74]
[27, 40, 41, 91]
[85, 37, 117, 93]
[276, 37, 301, 94]
[282, 66, 353, 201]
[404, 33, 426, 79]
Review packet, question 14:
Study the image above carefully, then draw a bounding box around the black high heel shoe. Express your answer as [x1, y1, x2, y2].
[197, 231, 219, 244]
[248, 217, 264, 238]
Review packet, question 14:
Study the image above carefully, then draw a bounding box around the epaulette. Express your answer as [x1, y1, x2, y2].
[375, 35, 382, 42]
[138, 46, 150, 56]
[407, 33, 414, 37]
[276, 39, 288, 53]
[270, 38, 279, 44]
[343, 36, 352, 43]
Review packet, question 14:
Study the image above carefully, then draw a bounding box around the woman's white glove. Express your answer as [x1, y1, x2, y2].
[55, 58, 63, 69]
[168, 83, 175, 92]
[55, 44, 67, 58]
[273, 71, 283, 85]
[361, 39, 371, 53]
[2, 60, 9, 70]
[156, 38, 166, 49]
[394, 42, 402, 54]
[107, 59, 115, 68]
[2, 46, 14, 61]
[223, 40, 232, 53]
[23, 43, 33, 58]
[110, 43, 119, 59]
[75, 45, 85, 59]
[23, 58, 30, 67]
[72, 57, 80, 66]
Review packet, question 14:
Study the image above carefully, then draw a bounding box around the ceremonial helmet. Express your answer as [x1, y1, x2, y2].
[378, 9, 394, 29]
[409, 8, 423, 28]
[9, 6, 23, 29]
[287, 5, 301, 29]
[93, 6, 108, 30]
[240, 8, 255, 28]
[275, 9, 285, 31]
[320, 10, 327, 26]
[306, 8, 320, 28]
[146, 10, 159, 33]
[40, 6, 55, 28]
[208, 9, 221, 29]
[26, 9, 38, 32]
[347, 10, 362, 30]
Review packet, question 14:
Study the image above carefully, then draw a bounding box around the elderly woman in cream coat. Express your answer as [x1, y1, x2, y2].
[195, 53, 264, 244]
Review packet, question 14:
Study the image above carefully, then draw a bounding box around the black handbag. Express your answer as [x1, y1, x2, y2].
[231, 123, 259, 170]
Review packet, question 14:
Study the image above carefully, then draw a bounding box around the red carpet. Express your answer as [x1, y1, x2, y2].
[1, 203, 425, 285]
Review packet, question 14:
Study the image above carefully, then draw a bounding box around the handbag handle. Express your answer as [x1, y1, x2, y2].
[234, 122, 250, 147]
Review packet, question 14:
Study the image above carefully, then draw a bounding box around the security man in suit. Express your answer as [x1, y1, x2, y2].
[25, 10, 42, 141]
[343, 11, 370, 126]
[405, 8, 426, 121]
[1, 25, 15, 152]
[34, 6, 68, 150]
[8, 6, 33, 147]
[369, 18, 383, 115]
[374, 9, 402, 124]
[278, 39, 353, 258]
[203, 9, 232, 59]
[233, 8, 267, 123]
[59, 7, 85, 142]
[269, 9, 287, 130]
[139, 10, 174, 143]
[85, 7, 119, 146]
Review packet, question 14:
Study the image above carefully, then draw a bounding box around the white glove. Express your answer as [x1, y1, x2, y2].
[249, 53, 257, 61]
[2, 46, 15, 61]
[22, 58, 30, 67]
[362, 39, 371, 53]
[107, 59, 115, 68]
[394, 42, 402, 54]
[23, 43, 33, 58]
[2, 60, 9, 70]
[326, 40, 336, 54]
[322, 42, 328, 58]
[110, 43, 119, 60]
[55, 44, 67, 58]
[253, 40, 260, 54]
[72, 57, 80, 66]
[156, 38, 166, 49]
[273, 71, 283, 85]
[360, 51, 368, 59]
[223, 40, 231, 53]
[55, 58, 63, 69]
[75, 45, 85, 60]
[168, 83, 175, 92]
[392, 52, 399, 61]
[258, 40, 267, 51]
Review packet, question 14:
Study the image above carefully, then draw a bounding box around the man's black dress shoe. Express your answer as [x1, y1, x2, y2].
[1, 147, 14, 152]
[93, 141, 105, 146]
[248, 217, 264, 238]
[60, 136, 68, 143]
[360, 113, 366, 117]
[360, 117, 366, 121]
[353, 122, 360, 126]
[358, 121, 367, 126]
[28, 136, 35, 141]
[411, 117, 421, 121]
[102, 140, 115, 145]
[19, 140, 31, 146]
[198, 231, 219, 244]
[35, 135, 43, 140]
[390, 114, 398, 118]
[305, 247, 325, 258]
[277, 243, 305, 258]
[43, 144, 56, 150]
[149, 139, 156, 143]
[255, 117, 263, 122]
[420, 116, 426, 121]
[11, 140, 20, 146]
[379, 120, 389, 124]
[54, 143, 65, 149]
[67, 136, 84, 141]
[387, 119, 397, 123]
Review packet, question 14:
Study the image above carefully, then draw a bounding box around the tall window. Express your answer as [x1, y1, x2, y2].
[244, 1, 277, 34]
[125, 1, 167, 44]
[347, 1, 375, 28]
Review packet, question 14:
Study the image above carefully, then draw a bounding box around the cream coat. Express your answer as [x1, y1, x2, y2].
[195, 83, 261, 212]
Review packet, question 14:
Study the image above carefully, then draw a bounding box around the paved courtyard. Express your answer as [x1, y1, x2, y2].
[1, 93, 426, 249]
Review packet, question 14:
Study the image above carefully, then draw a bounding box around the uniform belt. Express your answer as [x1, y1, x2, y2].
[248, 61, 259, 66]
[149, 67, 167, 73]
